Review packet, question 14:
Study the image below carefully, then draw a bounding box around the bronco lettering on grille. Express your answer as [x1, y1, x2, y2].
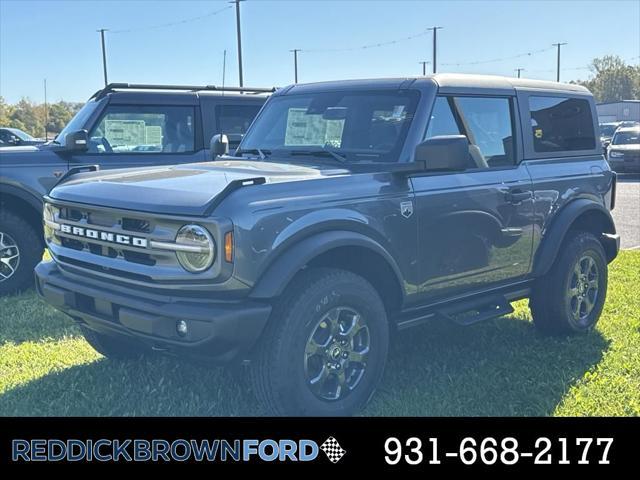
[59, 224, 148, 248]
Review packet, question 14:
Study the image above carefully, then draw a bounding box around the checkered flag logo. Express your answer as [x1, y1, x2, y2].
[320, 436, 346, 463]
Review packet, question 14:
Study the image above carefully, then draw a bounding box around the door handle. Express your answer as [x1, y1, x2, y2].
[504, 189, 532, 204]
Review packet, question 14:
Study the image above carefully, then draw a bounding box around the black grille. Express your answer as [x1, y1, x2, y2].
[54, 205, 157, 269]
[122, 218, 151, 233]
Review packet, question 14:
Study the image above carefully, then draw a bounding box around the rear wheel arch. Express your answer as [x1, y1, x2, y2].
[533, 199, 617, 277]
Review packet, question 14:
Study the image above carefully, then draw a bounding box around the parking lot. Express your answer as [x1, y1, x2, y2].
[613, 175, 640, 250]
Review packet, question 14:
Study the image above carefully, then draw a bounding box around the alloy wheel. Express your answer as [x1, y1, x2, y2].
[303, 306, 370, 401]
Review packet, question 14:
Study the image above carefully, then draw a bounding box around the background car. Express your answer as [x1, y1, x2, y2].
[0, 83, 272, 295]
[0, 127, 45, 146]
[606, 125, 640, 172]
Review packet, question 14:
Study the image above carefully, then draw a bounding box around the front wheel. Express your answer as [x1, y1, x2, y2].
[0, 210, 43, 295]
[530, 231, 608, 335]
[249, 268, 389, 416]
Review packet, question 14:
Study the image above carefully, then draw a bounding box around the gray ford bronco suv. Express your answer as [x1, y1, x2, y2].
[0, 83, 271, 295]
[36, 74, 619, 416]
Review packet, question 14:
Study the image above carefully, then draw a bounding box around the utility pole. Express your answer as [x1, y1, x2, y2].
[222, 50, 227, 93]
[290, 49, 300, 83]
[43, 79, 48, 141]
[97, 29, 109, 86]
[232, 0, 244, 87]
[552, 42, 567, 82]
[419, 61, 430, 76]
[515, 68, 525, 78]
[428, 27, 443, 74]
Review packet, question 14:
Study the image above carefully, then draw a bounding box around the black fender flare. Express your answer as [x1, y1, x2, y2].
[532, 199, 616, 277]
[0, 183, 43, 213]
[249, 230, 405, 300]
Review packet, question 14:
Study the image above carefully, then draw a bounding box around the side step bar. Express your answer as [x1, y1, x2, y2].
[436, 295, 514, 326]
[395, 286, 529, 330]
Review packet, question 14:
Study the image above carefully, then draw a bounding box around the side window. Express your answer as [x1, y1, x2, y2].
[88, 105, 195, 154]
[425, 96, 461, 138]
[529, 96, 596, 152]
[455, 97, 515, 167]
[215, 104, 262, 135]
[425, 96, 515, 168]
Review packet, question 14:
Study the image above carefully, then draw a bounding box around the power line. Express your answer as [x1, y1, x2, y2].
[301, 28, 432, 53]
[110, 5, 232, 34]
[442, 46, 554, 67]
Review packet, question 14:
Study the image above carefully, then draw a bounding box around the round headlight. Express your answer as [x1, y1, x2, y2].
[175, 225, 215, 273]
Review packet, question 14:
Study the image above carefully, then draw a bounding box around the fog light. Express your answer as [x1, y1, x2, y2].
[176, 320, 188, 337]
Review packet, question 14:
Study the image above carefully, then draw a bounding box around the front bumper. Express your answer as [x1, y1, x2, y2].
[35, 261, 272, 362]
[608, 155, 640, 173]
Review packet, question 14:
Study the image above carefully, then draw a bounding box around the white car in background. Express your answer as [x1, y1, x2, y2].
[607, 126, 640, 173]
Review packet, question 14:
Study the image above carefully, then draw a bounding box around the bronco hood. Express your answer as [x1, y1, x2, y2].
[48, 160, 336, 216]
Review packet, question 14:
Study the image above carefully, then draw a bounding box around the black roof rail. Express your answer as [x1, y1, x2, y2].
[90, 83, 277, 100]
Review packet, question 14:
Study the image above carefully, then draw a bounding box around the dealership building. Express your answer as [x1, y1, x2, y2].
[596, 100, 640, 123]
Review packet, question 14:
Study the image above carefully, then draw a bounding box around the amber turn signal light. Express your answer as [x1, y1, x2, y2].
[224, 231, 234, 262]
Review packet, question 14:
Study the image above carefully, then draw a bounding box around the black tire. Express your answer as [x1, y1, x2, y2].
[249, 268, 389, 416]
[0, 210, 43, 295]
[80, 326, 147, 359]
[530, 231, 608, 335]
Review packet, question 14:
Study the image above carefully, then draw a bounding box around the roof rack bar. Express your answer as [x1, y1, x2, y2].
[91, 83, 276, 100]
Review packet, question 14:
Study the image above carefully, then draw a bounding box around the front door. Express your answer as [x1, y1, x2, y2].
[412, 95, 534, 300]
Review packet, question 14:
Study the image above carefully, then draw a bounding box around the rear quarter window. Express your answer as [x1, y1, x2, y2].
[529, 96, 596, 153]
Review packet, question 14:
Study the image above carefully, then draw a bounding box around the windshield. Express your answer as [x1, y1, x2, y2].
[612, 131, 640, 145]
[239, 90, 420, 163]
[57, 99, 102, 145]
[8, 128, 34, 141]
[599, 124, 618, 137]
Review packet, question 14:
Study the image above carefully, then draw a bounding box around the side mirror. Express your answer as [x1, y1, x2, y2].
[64, 129, 89, 152]
[415, 135, 469, 171]
[210, 134, 229, 160]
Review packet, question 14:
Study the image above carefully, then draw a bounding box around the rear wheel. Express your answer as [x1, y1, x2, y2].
[0, 210, 43, 295]
[530, 231, 608, 335]
[249, 268, 389, 416]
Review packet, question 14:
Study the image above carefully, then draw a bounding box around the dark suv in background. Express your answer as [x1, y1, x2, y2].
[0, 127, 45, 147]
[0, 83, 272, 294]
[37, 74, 619, 415]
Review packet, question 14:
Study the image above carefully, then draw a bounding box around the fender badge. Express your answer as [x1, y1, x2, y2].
[400, 201, 413, 218]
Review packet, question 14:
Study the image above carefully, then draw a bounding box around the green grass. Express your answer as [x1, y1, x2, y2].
[1, 251, 639, 416]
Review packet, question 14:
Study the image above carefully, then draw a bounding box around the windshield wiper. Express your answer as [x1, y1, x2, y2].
[289, 148, 347, 163]
[235, 147, 270, 160]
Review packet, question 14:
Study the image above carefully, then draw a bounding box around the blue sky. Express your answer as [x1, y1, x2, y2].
[1, 0, 639, 103]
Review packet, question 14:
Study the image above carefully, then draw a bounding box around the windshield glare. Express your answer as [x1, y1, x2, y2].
[612, 131, 640, 145]
[57, 99, 101, 145]
[240, 90, 420, 163]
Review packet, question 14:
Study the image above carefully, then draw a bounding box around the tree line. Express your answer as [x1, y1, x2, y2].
[0, 55, 637, 139]
[573, 55, 640, 103]
[0, 97, 83, 139]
